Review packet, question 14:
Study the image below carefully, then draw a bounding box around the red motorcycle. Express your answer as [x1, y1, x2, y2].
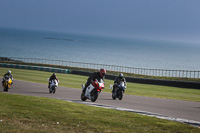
[81, 79, 105, 102]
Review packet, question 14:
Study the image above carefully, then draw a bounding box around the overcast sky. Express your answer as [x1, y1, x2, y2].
[0, 0, 200, 43]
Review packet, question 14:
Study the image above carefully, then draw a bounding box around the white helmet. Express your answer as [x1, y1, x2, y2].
[119, 73, 123, 78]
[8, 70, 11, 74]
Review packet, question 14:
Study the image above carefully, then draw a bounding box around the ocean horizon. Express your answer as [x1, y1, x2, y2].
[0, 28, 200, 71]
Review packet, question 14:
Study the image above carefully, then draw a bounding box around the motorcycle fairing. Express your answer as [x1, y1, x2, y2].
[85, 84, 95, 99]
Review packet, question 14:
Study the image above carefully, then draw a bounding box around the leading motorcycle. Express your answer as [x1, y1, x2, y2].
[3, 75, 13, 92]
[81, 79, 104, 102]
[111, 81, 126, 100]
[49, 79, 59, 94]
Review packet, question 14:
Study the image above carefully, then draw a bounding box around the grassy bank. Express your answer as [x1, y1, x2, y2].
[0, 67, 200, 102]
[0, 93, 199, 132]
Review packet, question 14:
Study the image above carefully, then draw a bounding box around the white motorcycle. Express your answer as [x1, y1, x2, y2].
[110, 81, 126, 100]
[81, 79, 105, 102]
[49, 79, 59, 94]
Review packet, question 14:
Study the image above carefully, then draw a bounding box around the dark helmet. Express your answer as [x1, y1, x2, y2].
[119, 73, 124, 79]
[53, 73, 56, 76]
[100, 68, 106, 77]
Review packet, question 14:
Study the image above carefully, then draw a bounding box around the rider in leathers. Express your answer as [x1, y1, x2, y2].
[2, 70, 13, 86]
[112, 73, 127, 93]
[83, 68, 106, 94]
[48, 73, 59, 88]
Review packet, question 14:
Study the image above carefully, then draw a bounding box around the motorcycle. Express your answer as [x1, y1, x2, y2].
[81, 79, 105, 102]
[49, 79, 59, 94]
[3, 75, 13, 92]
[110, 81, 126, 100]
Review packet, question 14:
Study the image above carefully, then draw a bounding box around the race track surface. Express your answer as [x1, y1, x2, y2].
[1, 79, 200, 126]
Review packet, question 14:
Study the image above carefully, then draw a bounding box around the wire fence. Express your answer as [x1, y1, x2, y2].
[2, 57, 200, 79]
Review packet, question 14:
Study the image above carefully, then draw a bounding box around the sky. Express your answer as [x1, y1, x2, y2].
[0, 0, 200, 43]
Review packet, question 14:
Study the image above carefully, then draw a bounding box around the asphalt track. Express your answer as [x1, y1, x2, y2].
[1, 79, 200, 127]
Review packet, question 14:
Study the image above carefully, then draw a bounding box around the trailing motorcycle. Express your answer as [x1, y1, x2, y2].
[111, 81, 126, 100]
[81, 79, 104, 102]
[49, 79, 59, 94]
[3, 75, 13, 92]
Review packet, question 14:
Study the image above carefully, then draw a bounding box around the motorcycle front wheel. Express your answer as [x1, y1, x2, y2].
[91, 90, 98, 102]
[81, 92, 87, 101]
[52, 87, 56, 94]
[4, 84, 8, 92]
[4, 87, 8, 92]
[112, 92, 116, 100]
[118, 91, 123, 100]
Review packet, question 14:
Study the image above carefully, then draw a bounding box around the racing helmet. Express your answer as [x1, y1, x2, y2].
[8, 70, 11, 74]
[100, 68, 106, 77]
[53, 73, 56, 76]
[119, 73, 124, 79]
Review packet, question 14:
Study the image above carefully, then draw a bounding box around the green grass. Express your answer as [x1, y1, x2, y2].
[1, 67, 200, 102]
[0, 93, 199, 132]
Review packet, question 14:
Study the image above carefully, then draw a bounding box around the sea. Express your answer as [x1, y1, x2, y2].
[0, 28, 200, 71]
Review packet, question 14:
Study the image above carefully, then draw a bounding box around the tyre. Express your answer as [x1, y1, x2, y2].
[4, 87, 8, 92]
[53, 87, 56, 94]
[81, 92, 87, 101]
[4, 84, 8, 92]
[112, 93, 116, 100]
[49, 88, 52, 93]
[91, 90, 98, 102]
[118, 91, 123, 100]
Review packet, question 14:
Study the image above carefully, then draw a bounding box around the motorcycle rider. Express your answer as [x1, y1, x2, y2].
[2, 70, 13, 86]
[112, 73, 127, 93]
[48, 73, 59, 88]
[82, 68, 106, 94]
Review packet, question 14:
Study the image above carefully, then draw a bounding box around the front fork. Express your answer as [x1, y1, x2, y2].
[82, 84, 84, 91]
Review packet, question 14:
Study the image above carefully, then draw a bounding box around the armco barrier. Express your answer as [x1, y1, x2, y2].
[4, 57, 200, 79]
[71, 70, 200, 89]
[0, 63, 70, 74]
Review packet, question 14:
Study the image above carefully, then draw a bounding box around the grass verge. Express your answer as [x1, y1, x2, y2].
[0, 93, 199, 132]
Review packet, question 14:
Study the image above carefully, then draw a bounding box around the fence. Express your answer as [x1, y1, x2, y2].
[1, 57, 200, 79]
[0, 63, 70, 74]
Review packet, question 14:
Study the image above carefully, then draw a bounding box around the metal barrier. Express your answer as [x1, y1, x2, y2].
[0, 63, 70, 74]
[1, 57, 200, 79]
